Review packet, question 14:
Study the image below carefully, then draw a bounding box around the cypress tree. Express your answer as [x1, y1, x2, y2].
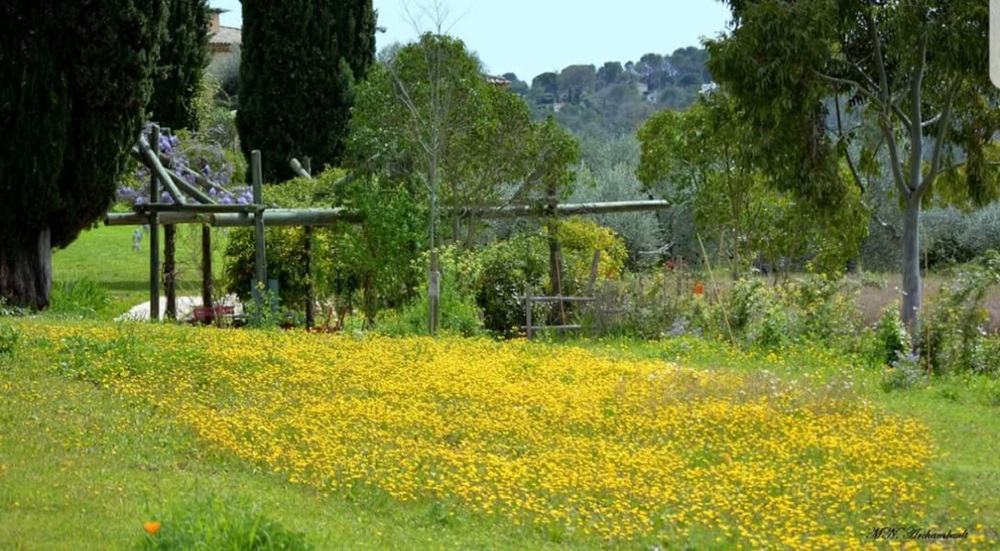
[148, 0, 210, 130]
[238, 0, 376, 182]
[0, 0, 165, 309]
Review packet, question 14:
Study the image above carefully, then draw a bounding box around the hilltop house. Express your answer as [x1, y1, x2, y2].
[207, 8, 241, 72]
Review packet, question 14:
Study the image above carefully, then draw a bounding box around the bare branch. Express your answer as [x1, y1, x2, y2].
[834, 95, 866, 194]
[879, 117, 910, 197]
[865, 7, 891, 107]
[889, 104, 912, 132]
[921, 112, 943, 128]
[401, 0, 465, 37]
[920, 76, 962, 190]
[813, 71, 884, 108]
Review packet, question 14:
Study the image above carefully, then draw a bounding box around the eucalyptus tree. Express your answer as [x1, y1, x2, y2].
[639, 90, 866, 278]
[707, 0, 999, 332]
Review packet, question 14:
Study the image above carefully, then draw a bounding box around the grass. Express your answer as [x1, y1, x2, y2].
[2, 320, 998, 549]
[0, 327, 576, 550]
[574, 336, 1000, 541]
[51, 225, 229, 318]
[14, 226, 999, 548]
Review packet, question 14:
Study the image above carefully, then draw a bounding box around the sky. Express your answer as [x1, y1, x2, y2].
[209, 1, 732, 81]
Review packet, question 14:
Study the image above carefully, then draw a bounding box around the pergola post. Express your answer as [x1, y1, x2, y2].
[149, 125, 161, 322]
[251, 150, 267, 312]
[304, 225, 314, 329]
[429, 248, 439, 335]
[202, 225, 213, 320]
[164, 224, 176, 320]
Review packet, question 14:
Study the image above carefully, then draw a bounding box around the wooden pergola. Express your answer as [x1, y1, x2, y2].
[111, 125, 672, 329]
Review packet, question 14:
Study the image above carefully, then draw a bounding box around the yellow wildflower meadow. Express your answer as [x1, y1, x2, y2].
[29, 322, 943, 548]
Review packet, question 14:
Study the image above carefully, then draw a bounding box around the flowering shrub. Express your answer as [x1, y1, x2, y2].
[29, 321, 943, 548]
[547, 217, 628, 284]
[117, 123, 247, 206]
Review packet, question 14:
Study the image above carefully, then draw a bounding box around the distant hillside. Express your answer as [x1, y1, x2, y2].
[502, 47, 712, 141]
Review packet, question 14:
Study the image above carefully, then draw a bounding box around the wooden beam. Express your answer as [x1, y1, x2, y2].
[290, 158, 312, 179]
[166, 171, 215, 204]
[164, 224, 177, 320]
[157, 152, 228, 195]
[458, 200, 670, 219]
[106, 208, 364, 227]
[304, 225, 314, 329]
[136, 134, 186, 205]
[201, 225, 213, 319]
[108, 201, 668, 228]
[136, 203, 259, 214]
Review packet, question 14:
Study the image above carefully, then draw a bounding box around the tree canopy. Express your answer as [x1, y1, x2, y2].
[148, 0, 209, 130]
[638, 91, 866, 278]
[347, 33, 546, 246]
[1, 0, 165, 309]
[238, 0, 376, 182]
[706, 0, 999, 331]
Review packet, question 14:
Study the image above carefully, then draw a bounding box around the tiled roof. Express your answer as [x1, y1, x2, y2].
[210, 26, 241, 46]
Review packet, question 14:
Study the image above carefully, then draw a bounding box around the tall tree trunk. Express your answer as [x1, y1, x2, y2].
[901, 194, 922, 337]
[0, 227, 52, 310]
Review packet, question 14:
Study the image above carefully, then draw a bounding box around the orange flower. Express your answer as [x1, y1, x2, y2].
[693, 281, 704, 296]
[143, 521, 161, 536]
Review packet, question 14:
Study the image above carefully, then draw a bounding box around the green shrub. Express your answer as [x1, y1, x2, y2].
[724, 278, 797, 350]
[859, 216, 902, 272]
[327, 176, 423, 324]
[873, 302, 911, 367]
[223, 173, 341, 308]
[723, 275, 866, 351]
[921, 207, 974, 268]
[376, 246, 484, 337]
[473, 232, 549, 336]
[472, 221, 630, 337]
[224, 225, 315, 307]
[881, 351, 927, 392]
[49, 278, 111, 317]
[0, 322, 20, 355]
[922, 250, 1000, 374]
[136, 495, 311, 550]
[962, 203, 1000, 259]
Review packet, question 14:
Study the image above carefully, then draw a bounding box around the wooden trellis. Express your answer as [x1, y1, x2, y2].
[113, 124, 672, 330]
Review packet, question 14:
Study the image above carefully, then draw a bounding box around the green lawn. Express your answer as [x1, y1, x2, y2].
[8, 225, 998, 548]
[0, 336, 577, 550]
[52, 224, 229, 318]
